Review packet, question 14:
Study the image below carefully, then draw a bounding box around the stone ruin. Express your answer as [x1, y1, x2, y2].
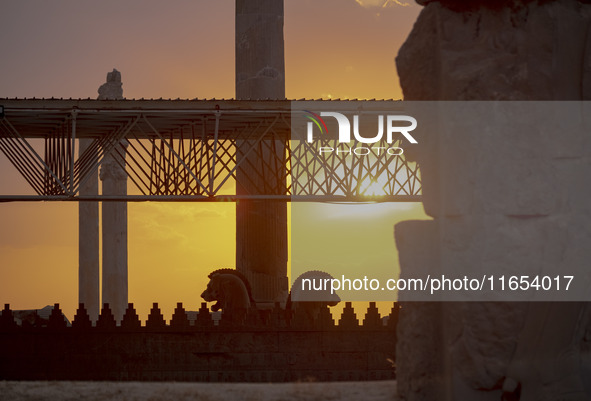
[0, 302, 397, 382]
[97, 68, 123, 100]
[394, 0, 591, 400]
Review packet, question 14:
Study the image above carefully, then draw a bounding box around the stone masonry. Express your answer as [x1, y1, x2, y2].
[394, 1, 591, 400]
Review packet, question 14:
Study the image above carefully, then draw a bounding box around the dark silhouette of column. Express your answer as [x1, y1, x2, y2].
[235, 0, 288, 304]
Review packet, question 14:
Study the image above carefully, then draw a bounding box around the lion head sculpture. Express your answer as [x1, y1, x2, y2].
[201, 269, 255, 317]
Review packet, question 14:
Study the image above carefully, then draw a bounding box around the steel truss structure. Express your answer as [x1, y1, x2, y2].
[0, 99, 421, 202]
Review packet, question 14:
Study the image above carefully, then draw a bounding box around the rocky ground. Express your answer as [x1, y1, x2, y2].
[0, 380, 398, 401]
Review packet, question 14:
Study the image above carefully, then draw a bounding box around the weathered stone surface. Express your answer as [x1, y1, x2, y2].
[395, 1, 591, 400]
[394, 221, 445, 400]
[449, 302, 527, 390]
[407, 102, 591, 218]
[398, 1, 591, 101]
[396, 301, 444, 401]
[395, 215, 591, 302]
[396, 174, 591, 399]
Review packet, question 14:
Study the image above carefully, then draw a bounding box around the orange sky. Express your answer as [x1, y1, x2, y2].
[0, 0, 425, 320]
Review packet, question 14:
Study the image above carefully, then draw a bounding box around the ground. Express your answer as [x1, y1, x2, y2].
[0, 380, 398, 401]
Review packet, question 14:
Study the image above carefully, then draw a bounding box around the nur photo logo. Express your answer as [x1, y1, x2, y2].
[304, 110, 418, 156]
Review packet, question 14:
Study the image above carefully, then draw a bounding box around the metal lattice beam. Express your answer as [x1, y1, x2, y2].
[0, 99, 421, 202]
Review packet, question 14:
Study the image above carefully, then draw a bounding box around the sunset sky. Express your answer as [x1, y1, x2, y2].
[0, 0, 427, 320]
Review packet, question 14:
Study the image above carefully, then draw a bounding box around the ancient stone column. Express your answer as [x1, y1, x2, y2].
[394, 2, 591, 400]
[98, 69, 128, 323]
[100, 154, 128, 323]
[78, 139, 99, 322]
[235, 0, 289, 304]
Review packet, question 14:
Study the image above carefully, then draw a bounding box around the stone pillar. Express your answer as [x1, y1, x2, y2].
[78, 139, 99, 322]
[97, 69, 128, 322]
[394, 2, 591, 400]
[100, 153, 128, 323]
[235, 0, 289, 303]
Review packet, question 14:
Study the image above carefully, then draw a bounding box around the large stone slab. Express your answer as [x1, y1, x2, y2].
[394, 1, 591, 400]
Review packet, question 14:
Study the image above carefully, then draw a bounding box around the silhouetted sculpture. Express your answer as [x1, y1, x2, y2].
[97, 69, 123, 99]
[287, 270, 341, 326]
[201, 269, 256, 323]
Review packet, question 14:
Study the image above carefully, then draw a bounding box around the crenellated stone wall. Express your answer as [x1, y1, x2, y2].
[0, 302, 397, 382]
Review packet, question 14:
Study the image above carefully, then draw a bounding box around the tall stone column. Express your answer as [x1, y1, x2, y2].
[97, 69, 128, 322]
[100, 153, 128, 322]
[78, 139, 99, 322]
[235, 0, 289, 303]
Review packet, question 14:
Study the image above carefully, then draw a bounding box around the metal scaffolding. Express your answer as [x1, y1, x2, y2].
[0, 99, 421, 203]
